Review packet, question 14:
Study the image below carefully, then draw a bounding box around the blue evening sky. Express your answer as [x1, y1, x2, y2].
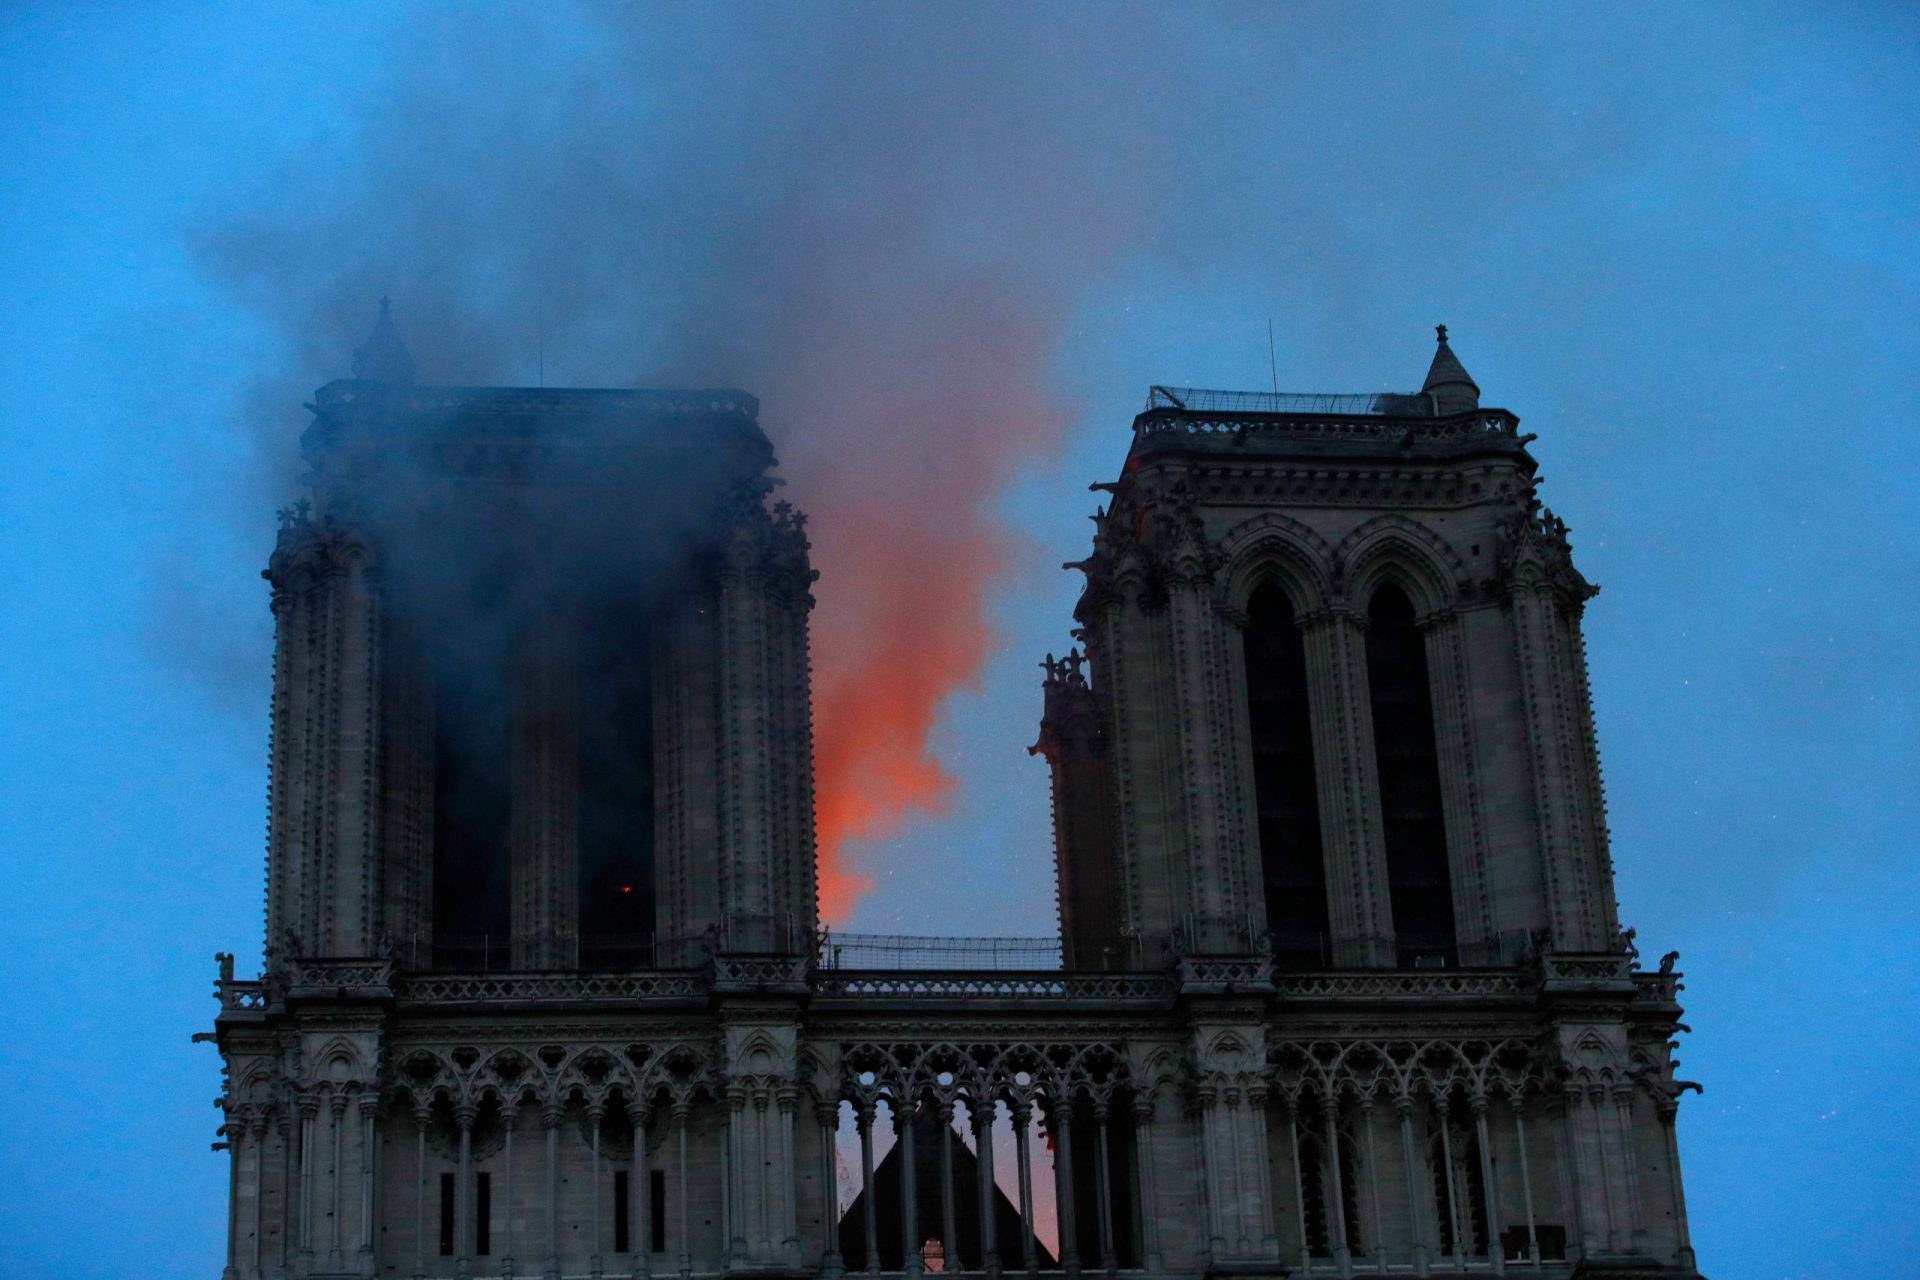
[1, 5, 1915, 1277]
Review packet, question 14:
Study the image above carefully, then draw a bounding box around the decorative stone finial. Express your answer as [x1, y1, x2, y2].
[351, 296, 416, 384]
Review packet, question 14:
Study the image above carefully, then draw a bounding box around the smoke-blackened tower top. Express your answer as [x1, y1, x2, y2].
[263, 304, 819, 972]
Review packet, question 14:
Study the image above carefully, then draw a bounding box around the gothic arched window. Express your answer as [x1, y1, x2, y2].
[1364, 583, 1457, 966]
[1242, 581, 1330, 966]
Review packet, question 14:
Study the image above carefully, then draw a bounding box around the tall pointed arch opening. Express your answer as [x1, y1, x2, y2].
[1364, 582, 1457, 965]
[1242, 580, 1331, 965]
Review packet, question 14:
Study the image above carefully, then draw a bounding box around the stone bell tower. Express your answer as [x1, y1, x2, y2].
[1039, 327, 1621, 970]
[208, 305, 824, 1280]
[261, 301, 819, 975]
[1033, 330, 1699, 1279]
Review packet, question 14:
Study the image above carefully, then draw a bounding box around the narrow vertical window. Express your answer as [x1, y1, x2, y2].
[1364, 583, 1457, 965]
[438, 1171, 456, 1256]
[430, 647, 512, 969]
[614, 1170, 631, 1253]
[579, 605, 656, 968]
[650, 1169, 667, 1252]
[1243, 581, 1331, 965]
[475, 1171, 491, 1256]
[1298, 1128, 1331, 1257]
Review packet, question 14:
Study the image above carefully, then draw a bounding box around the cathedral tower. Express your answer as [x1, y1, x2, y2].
[262, 302, 819, 972]
[1039, 328, 1618, 970]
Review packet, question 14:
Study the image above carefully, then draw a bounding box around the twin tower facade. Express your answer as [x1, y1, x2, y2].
[207, 314, 1705, 1280]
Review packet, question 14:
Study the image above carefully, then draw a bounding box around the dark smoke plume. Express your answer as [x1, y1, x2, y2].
[199, 5, 1180, 918]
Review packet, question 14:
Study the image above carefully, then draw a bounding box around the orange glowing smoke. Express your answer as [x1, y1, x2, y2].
[806, 523, 1002, 922]
[771, 301, 1073, 925]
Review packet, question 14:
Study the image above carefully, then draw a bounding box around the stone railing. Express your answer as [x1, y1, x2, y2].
[1632, 969, 1684, 1007]
[1176, 954, 1276, 992]
[213, 949, 1647, 1015]
[216, 979, 269, 1012]
[284, 958, 394, 998]
[1137, 408, 1522, 446]
[391, 970, 707, 1006]
[1273, 970, 1528, 1001]
[811, 970, 1178, 1003]
[1537, 953, 1635, 985]
[712, 953, 812, 990]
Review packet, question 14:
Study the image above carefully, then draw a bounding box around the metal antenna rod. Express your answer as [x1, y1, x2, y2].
[538, 290, 546, 388]
[1267, 318, 1279, 395]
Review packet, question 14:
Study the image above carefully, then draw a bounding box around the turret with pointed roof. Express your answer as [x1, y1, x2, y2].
[1422, 322, 1479, 413]
[351, 297, 416, 384]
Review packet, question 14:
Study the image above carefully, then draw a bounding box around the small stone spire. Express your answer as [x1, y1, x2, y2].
[1422, 323, 1479, 413]
[351, 296, 416, 384]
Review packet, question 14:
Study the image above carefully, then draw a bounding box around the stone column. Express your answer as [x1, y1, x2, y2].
[857, 1101, 879, 1275]
[674, 1103, 693, 1280]
[1555, 1088, 1596, 1260]
[412, 1110, 428, 1280]
[1198, 1088, 1229, 1259]
[1052, 1098, 1080, 1276]
[1299, 607, 1396, 966]
[1503, 569, 1613, 950]
[455, 1103, 475, 1280]
[1012, 1101, 1036, 1276]
[1093, 1101, 1116, 1275]
[1130, 1093, 1162, 1275]
[501, 1105, 517, 1280]
[899, 1096, 921, 1277]
[1321, 1094, 1352, 1278]
[716, 505, 776, 944]
[327, 1094, 347, 1272]
[1160, 553, 1256, 946]
[630, 1106, 650, 1280]
[1357, 1098, 1385, 1276]
[972, 1098, 1000, 1276]
[816, 1102, 843, 1277]
[1472, 1096, 1504, 1274]
[543, 1105, 563, 1280]
[280, 1111, 297, 1279]
[1657, 1100, 1697, 1273]
[1225, 1089, 1252, 1258]
[1286, 1098, 1310, 1275]
[937, 1101, 959, 1271]
[726, 1088, 750, 1264]
[778, 1089, 801, 1266]
[222, 1114, 241, 1280]
[1246, 1083, 1279, 1260]
[590, 1107, 605, 1279]
[1395, 1096, 1430, 1278]
[249, 1115, 268, 1280]
[358, 1093, 379, 1277]
[262, 522, 386, 961]
[1609, 1085, 1645, 1254]
[297, 1095, 318, 1273]
[1586, 1087, 1620, 1255]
